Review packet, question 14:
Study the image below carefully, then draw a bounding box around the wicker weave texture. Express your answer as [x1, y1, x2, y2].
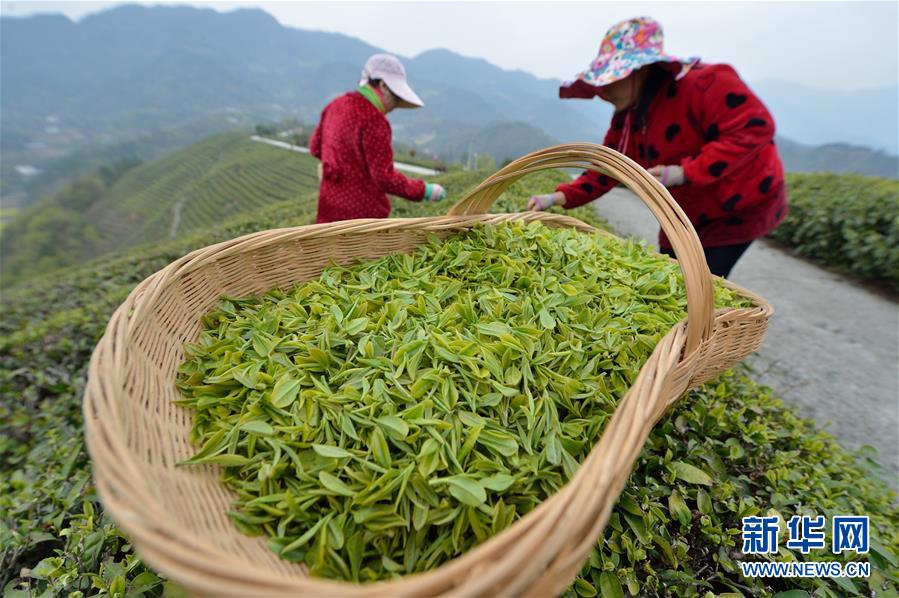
[84, 144, 772, 596]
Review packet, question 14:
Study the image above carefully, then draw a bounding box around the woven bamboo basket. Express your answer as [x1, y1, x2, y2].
[84, 143, 772, 596]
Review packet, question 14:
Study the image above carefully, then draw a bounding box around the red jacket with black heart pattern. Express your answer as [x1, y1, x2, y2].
[557, 63, 788, 249]
[310, 92, 426, 223]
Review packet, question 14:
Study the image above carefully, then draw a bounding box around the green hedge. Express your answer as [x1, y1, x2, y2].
[772, 174, 899, 289]
[2, 170, 897, 597]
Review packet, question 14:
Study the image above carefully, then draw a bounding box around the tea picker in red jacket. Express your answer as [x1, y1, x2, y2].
[528, 17, 787, 278]
[310, 54, 446, 223]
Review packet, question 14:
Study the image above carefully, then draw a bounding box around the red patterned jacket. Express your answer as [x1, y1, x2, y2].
[310, 92, 426, 223]
[557, 63, 788, 249]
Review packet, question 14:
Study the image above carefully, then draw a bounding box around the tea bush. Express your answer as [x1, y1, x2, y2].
[770, 173, 899, 290]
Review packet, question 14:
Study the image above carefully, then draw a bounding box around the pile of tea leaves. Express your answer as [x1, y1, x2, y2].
[175, 221, 748, 581]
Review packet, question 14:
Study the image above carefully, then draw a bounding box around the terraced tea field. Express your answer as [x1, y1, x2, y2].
[86, 132, 320, 254]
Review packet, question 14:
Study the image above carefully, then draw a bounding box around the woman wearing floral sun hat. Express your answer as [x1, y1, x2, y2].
[528, 17, 787, 278]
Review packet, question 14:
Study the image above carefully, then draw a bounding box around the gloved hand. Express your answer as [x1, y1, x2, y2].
[424, 183, 446, 202]
[527, 192, 566, 211]
[647, 164, 685, 187]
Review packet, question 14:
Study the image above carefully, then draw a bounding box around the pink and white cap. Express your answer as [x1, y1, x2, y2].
[360, 53, 424, 108]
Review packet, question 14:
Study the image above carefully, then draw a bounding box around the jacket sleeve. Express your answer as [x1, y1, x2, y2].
[360, 116, 426, 201]
[555, 112, 624, 209]
[309, 116, 323, 159]
[681, 65, 776, 187]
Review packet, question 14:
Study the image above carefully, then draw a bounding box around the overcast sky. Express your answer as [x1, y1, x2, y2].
[2, 1, 897, 90]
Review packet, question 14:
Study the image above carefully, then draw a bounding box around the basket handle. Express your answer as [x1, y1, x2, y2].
[446, 142, 715, 355]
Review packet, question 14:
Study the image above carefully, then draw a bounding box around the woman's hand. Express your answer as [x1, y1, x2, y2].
[424, 183, 447, 202]
[527, 192, 566, 211]
[648, 164, 685, 187]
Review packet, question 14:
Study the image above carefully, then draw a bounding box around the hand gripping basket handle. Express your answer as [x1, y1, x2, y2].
[447, 142, 715, 355]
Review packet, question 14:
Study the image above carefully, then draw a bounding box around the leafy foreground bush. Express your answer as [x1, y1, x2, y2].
[770, 173, 899, 290]
[2, 170, 897, 596]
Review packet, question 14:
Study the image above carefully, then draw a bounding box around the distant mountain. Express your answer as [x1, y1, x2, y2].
[438, 121, 559, 166]
[2, 4, 897, 205]
[775, 137, 898, 179]
[404, 49, 612, 139]
[0, 4, 602, 195]
[753, 79, 898, 155]
[0, 7, 377, 147]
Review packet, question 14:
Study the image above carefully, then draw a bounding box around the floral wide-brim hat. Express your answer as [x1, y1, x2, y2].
[560, 16, 700, 99]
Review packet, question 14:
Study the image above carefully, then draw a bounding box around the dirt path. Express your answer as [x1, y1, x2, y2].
[594, 188, 898, 487]
[169, 197, 185, 238]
